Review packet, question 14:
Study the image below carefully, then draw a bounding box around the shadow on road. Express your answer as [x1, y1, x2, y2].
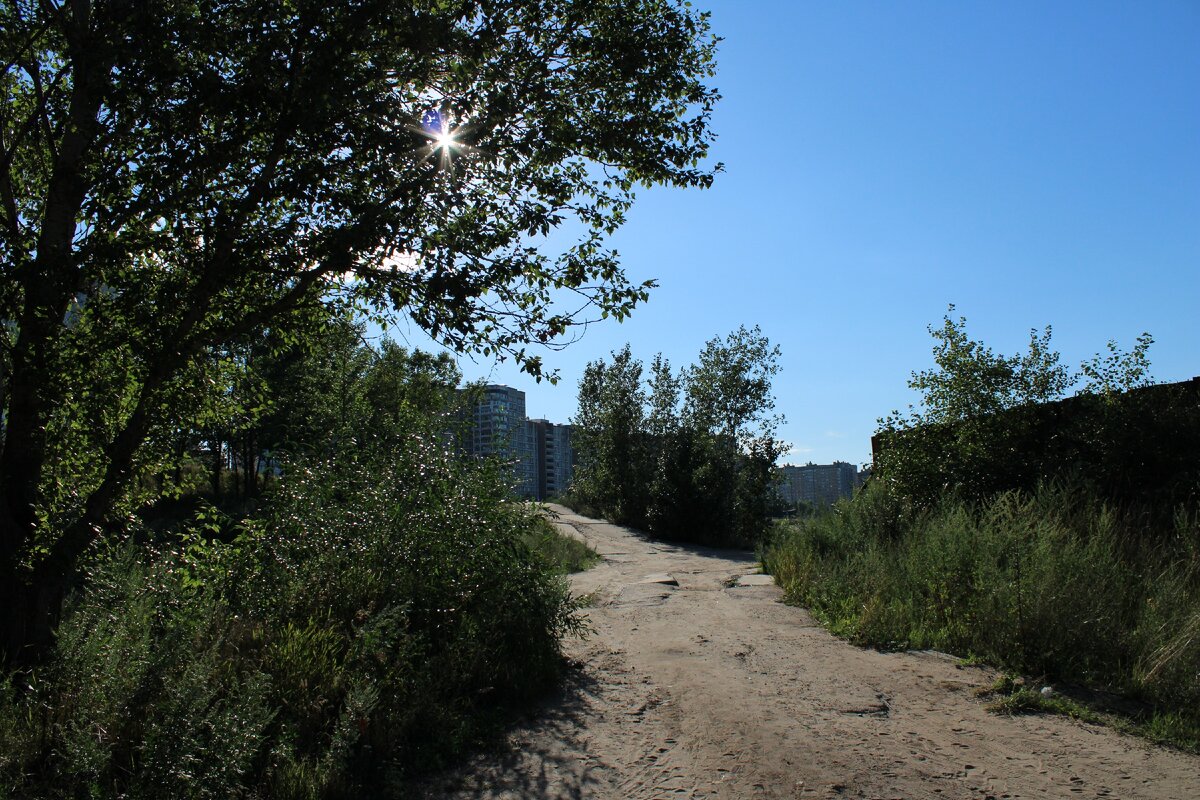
[416, 663, 610, 799]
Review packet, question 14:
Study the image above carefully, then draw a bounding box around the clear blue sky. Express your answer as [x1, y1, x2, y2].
[384, 0, 1199, 467]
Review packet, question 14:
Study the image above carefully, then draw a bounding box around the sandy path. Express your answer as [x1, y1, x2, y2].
[423, 506, 1200, 799]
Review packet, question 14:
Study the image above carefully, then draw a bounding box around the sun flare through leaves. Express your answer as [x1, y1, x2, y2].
[415, 106, 471, 175]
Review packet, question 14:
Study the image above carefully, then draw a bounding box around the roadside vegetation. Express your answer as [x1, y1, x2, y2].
[765, 482, 1200, 749]
[566, 327, 786, 548]
[524, 515, 600, 575]
[0, 325, 594, 798]
[764, 310, 1200, 750]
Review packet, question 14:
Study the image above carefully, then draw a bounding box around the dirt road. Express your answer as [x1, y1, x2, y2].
[424, 506, 1200, 799]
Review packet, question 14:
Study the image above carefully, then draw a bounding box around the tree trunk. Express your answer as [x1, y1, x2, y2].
[0, 507, 65, 668]
[0, 1, 118, 668]
[244, 437, 256, 499]
[211, 438, 223, 502]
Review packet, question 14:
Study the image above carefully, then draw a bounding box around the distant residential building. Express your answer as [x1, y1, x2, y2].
[529, 419, 575, 500]
[514, 418, 541, 498]
[460, 385, 574, 500]
[462, 385, 534, 494]
[777, 461, 861, 508]
[464, 384, 525, 456]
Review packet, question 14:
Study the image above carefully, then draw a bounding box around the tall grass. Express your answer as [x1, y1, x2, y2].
[1, 437, 586, 799]
[522, 514, 599, 575]
[764, 482, 1200, 738]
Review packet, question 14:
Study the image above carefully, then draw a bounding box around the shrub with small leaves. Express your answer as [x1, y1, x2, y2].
[1, 432, 584, 798]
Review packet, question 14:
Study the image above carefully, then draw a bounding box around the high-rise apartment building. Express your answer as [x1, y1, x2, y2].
[528, 419, 575, 500]
[465, 384, 525, 456]
[462, 385, 536, 495]
[461, 386, 574, 500]
[777, 461, 861, 508]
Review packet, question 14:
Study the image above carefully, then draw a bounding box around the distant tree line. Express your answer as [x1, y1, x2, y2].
[569, 326, 786, 547]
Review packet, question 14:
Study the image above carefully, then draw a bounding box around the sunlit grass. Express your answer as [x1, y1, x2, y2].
[523, 514, 599, 575]
[763, 482, 1200, 752]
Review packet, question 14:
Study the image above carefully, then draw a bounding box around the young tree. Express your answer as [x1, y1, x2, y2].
[360, 340, 462, 441]
[644, 354, 688, 537]
[873, 308, 1073, 504]
[1079, 333, 1155, 395]
[571, 345, 648, 526]
[0, 0, 720, 664]
[682, 326, 785, 545]
[876, 307, 1161, 507]
[251, 316, 378, 462]
[684, 325, 783, 442]
[900, 307, 1072, 425]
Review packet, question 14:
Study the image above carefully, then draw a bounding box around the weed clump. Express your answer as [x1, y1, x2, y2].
[522, 514, 600, 575]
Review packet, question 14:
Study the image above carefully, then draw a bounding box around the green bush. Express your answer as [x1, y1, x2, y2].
[1, 437, 585, 798]
[763, 482, 1200, 743]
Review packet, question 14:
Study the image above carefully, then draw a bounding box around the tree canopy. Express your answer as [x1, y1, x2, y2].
[571, 327, 785, 546]
[874, 308, 1175, 510]
[897, 307, 1071, 425]
[0, 0, 720, 664]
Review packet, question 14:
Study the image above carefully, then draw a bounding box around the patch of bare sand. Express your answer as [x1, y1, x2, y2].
[422, 506, 1200, 799]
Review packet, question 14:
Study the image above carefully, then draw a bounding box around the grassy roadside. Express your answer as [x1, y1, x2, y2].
[979, 674, 1200, 752]
[762, 482, 1200, 753]
[523, 513, 600, 575]
[1, 455, 594, 799]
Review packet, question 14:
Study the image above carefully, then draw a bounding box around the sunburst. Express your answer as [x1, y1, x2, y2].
[411, 107, 476, 176]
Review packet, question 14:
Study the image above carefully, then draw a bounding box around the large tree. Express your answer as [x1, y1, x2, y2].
[0, 0, 719, 664]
